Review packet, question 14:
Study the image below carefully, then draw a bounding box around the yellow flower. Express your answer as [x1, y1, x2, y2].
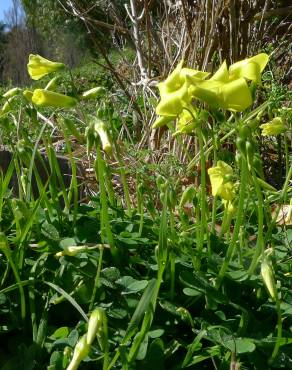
[32, 89, 77, 108]
[27, 54, 65, 80]
[229, 53, 269, 83]
[190, 62, 253, 111]
[155, 61, 209, 118]
[260, 117, 287, 136]
[207, 161, 235, 201]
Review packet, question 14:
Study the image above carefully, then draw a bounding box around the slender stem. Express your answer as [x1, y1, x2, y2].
[89, 247, 104, 312]
[248, 169, 265, 275]
[196, 128, 208, 269]
[269, 298, 282, 364]
[95, 145, 118, 261]
[169, 212, 175, 300]
[216, 158, 248, 288]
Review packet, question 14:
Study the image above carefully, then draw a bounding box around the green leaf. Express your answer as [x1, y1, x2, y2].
[123, 280, 148, 295]
[224, 338, 256, 353]
[41, 221, 60, 240]
[49, 326, 69, 340]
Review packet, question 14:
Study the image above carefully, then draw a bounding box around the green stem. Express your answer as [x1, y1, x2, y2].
[89, 246, 104, 312]
[248, 169, 265, 275]
[216, 158, 248, 288]
[269, 298, 282, 364]
[169, 212, 175, 300]
[95, 145, 118, 262]
[196, 128, 208, 269]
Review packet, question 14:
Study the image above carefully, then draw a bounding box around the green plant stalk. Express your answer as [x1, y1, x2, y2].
[109, 118, 132, 213]
[219, 203, 230, 238]
[89, 246, 104, 312]
[210, 128, 218, 235]
[284, 133, 289, 195]
[95, 145, 118, 261]
[216, 158, 248, 288]
[269, 297, 282, 364]
[169, 211, 176, 300]
[248, 169, 265, 275]
[210, 195, 218, 234]
[0, 235, 26, 321]
[196, 127, 208, 269]
[138, 191, 144, 237]
[58, 119, 79, 225]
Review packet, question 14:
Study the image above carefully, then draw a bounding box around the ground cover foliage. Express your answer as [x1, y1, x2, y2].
[0, 2, 292, 370]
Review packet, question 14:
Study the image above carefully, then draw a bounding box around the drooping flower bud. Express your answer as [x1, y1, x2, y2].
[67, 334, 89, 370]
[261, 258, 277, 301]
[81, 87, 105, 100]
[32, 89, 77, 108]
[3, 87, 21, 98]
[86, 308, 106, 345]
[55, 246, 87, 258]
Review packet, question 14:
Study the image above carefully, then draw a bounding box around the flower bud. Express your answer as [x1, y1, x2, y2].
[261, 258, 277, 301]
[55, 246, 87, 258]
[179, 185, 196, 207]
[81, 87, 105, 100]
[87, 308, 107, 349]
[3, 87, 21, 98]
[67, 334, 89, 370]
[32, 89, 77, 108]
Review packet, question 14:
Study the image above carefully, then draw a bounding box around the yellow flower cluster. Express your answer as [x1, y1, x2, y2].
[153, 53, 269, 132]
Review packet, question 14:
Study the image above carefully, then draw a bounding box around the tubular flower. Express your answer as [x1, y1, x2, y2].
[27, 54, 65, 80]
[260, 117, 287, 136]
[32, 89, 77, 108]
[207, 161, 235, 201]
[190, 59, 253, 111]
[229, 53, 269, 84]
